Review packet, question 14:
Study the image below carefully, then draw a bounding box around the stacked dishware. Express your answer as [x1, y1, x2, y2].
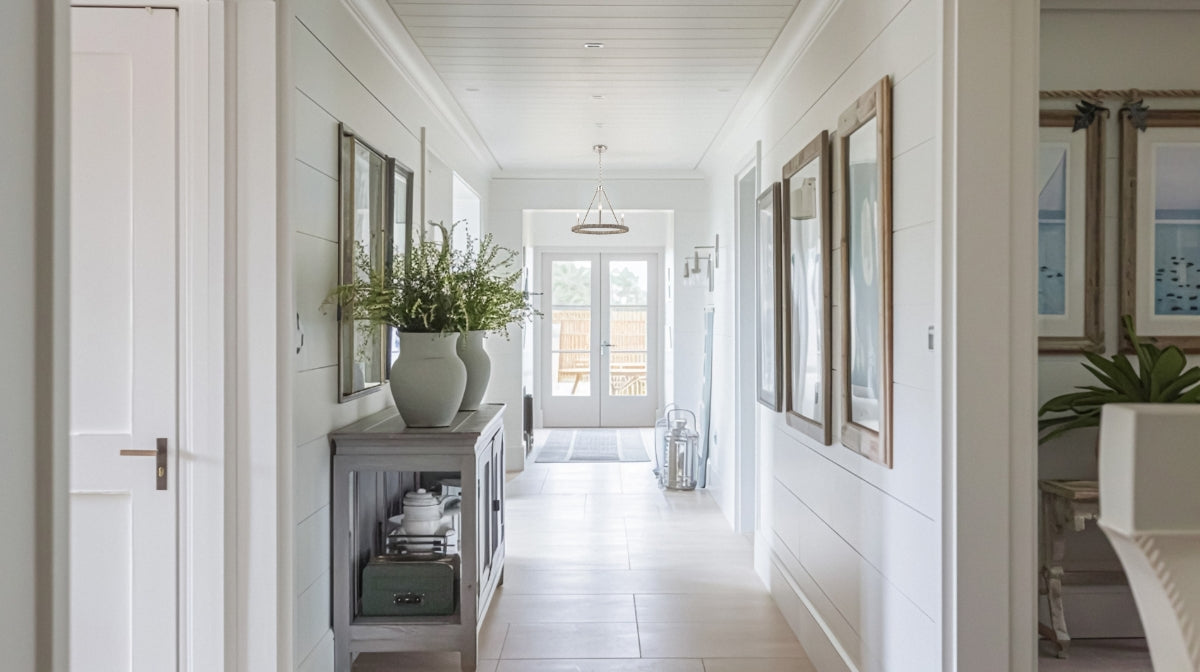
[360, 484, 464, 617]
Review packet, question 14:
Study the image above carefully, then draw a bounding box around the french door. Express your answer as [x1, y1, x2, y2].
[541, 252, 660, 427]
[70, 8, 179, 671]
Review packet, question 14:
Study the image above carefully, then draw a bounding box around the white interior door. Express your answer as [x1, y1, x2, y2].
[70, 8, 179, 672]
[541, 252, 659, 428]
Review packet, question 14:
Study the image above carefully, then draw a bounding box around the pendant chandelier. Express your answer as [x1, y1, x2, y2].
[572, 144, 628, 235]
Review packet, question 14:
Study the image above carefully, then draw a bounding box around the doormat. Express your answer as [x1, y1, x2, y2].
[534, 429, 650, 463]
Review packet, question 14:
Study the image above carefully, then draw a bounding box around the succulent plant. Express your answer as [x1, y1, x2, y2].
[1038, 315, 1200, 444]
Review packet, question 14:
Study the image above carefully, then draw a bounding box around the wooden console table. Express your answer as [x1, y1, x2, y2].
[1038, 479, 1126, 659]
[329, 405, 506, 672]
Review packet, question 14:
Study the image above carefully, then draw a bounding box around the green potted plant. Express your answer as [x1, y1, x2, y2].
[330, 221, 535, 425]
[330, 224, 468, 427]
[453, 223, 538, 411]
[1038, 316, 1200, 444]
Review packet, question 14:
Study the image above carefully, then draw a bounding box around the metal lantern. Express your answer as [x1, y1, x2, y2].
[659, 408, 699, 491]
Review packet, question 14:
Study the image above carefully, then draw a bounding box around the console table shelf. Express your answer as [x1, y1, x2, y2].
[329, 404, 506, 672]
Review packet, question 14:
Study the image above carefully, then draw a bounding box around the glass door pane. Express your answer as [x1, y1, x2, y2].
[606, 260, 648, 397]
[550, 259, 592, 396]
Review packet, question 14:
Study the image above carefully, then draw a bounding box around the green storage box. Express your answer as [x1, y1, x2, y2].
[360, 555, 458, 617]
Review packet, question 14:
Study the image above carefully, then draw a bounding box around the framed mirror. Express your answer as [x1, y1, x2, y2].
[1119, 108, 1200, 351]
[838, 77, 893, 467]
[1038, 109, 1105, 352]
[338, 124, 389, 401]
[386, 157, 415, 373]
[782, 131, 833, 444]
[756, 182, 783, 411]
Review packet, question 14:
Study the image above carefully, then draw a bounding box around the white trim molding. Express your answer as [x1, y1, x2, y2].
[222, 2, 280, 671]
[1, 1, 71, 670]
[175, 2, 227, 671]
[341, 0, 499, 172]
[941, 0, 1039, 670]
[697, 0, 840, 171]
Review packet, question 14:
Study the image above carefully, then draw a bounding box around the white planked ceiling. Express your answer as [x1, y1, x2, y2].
[385, 0, 801, 172]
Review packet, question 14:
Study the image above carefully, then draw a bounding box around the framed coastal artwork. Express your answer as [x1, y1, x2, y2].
[1038, 109, 1105, 352]
[837, 77, 893, 467]
[1120, 108, 1200, 351]
[781, 131, 833, 444]
[756, 181, 783, 411]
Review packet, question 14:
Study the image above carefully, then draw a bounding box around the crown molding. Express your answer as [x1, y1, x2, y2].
[696, 0, 841, 171]
[341, 0, 500, 171]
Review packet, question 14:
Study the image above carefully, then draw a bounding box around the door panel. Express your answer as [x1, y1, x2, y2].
[70, 8, 179, 672]
[543, 255, 600, 426]
[599, 256, 657, 426]
[542, 253, 659, 428]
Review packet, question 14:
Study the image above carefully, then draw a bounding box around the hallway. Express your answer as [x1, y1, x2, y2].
[353, 435, 815, 672]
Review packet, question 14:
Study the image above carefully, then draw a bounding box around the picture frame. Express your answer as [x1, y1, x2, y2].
[837, 77, 893, 467]
[1119, 108, 1200, 352]
[781, 131, 833, 444]
[756, 181, 784, 411]
[1038, 109, 1105, 352]
[337, 123, 390, 402]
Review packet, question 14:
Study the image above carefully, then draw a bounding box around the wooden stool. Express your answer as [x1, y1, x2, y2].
[1037, 479, 1126, 658]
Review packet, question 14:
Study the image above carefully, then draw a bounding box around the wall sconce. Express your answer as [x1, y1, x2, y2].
[791, 177, 817, 220]
[682, 234, 719, 292]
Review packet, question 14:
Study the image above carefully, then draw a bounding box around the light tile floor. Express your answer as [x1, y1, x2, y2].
[354, 431, 816, 672]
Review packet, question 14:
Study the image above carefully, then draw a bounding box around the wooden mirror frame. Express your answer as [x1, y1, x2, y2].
[756, 181, 784, 411]
[337, 123, 390, 402]
[1038, 109, 1105, 353]
[781, 131, 833, 444]
[1119, 108, 1200, 352]
[837, 77, 893, 467]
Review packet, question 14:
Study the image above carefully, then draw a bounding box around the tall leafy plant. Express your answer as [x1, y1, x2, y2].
[328, 220, 535, 335]
[1038, 315, 1200, 443]
[455, 226, 537, 337]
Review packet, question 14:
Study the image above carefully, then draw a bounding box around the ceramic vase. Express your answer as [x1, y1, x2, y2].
[457, 330, 491, 411]
[390, 332, 467, 427]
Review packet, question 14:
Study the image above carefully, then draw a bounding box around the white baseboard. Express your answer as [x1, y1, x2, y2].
[766, 551, 857, 672]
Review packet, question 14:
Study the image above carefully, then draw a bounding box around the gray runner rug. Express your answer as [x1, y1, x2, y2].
[534, 429, 650, 463]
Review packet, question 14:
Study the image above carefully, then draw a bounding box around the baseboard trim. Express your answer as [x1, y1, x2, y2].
[767, 549, 859, 672]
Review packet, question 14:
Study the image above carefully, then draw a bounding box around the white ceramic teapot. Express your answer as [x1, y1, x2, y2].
[401, 488, 444, 535]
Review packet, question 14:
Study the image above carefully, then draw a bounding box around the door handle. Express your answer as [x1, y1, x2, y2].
[119, 438, 168, 491]
[600, 341, 613, 356]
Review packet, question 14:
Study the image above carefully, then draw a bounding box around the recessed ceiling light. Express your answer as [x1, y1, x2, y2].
[595, 122, 605, 128]
[716, 88, 731, 93]
[591, 94, 606, 101]
[583, 42, 605, 49]
[466, 87, 480, 92]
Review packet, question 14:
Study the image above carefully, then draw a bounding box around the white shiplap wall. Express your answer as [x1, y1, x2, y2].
[700, 0, 942, 669]
[289, 0, 494, 669]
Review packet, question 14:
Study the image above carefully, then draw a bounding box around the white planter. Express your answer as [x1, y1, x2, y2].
[457, 330, 491, 411]
[1098, 404, 1200, 672]
[389, 332, 467, 428]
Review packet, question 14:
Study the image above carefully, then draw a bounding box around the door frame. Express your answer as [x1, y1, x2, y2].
[533, 246, 665, 429]
[70, 2, 227, 671]
[733, 146, 761, 540]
